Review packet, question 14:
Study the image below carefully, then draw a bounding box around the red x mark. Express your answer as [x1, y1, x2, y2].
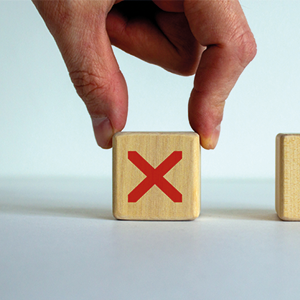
[128, 151, 182, 203]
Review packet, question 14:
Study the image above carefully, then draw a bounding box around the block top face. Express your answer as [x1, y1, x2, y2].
[277, 133, 300, 138]
[277, 133, 300, 145]
[113, 132, 200, 220]
[276, 134, 300, 220]
[114, 131, 198, 138]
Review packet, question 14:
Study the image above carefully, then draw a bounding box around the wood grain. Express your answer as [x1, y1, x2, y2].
[113, 132, 200, 220]
[276, 134, 300, 220]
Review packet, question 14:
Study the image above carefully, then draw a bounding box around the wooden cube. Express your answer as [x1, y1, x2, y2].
[276, 134, 300, 220]
[113, 132, 200, 220]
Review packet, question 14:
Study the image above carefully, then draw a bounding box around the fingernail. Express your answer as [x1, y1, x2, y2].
[91, 117, 114, 149]
[201, 124, 221, 150]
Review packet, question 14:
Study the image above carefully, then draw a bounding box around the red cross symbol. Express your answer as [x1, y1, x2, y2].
[128, 151, 182, 203]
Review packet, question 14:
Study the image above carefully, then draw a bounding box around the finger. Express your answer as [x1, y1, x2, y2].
[33, 0, 127, 149]
[184, 0, 257, 149]
[106, 1, 202, 76]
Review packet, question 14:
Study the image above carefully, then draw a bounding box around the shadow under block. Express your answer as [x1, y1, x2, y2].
[276, 134, 300, 220]
[113, 132, 200, 220]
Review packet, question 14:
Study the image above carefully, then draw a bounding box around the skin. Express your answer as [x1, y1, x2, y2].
[32, 0, 256, 149]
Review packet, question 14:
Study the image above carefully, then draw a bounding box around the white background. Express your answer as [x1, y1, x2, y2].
[1, 0, 299, 179]
[1, 178, 294, 300]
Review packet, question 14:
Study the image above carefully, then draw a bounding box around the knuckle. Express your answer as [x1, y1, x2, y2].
[230, 28, 257, 68]
[70, 70, 109, 111]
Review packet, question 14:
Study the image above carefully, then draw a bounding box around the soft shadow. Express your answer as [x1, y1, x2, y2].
[0, 203, 114, 220]
[0, 177, 114, 220]
[201, 207, 279, 221]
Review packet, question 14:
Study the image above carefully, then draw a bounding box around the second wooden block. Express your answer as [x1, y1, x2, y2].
[276, 134, 300, 220]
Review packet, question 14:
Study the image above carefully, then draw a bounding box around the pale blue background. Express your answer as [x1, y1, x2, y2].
[1, 4, 300, 298]
[0, 0, 299, 179]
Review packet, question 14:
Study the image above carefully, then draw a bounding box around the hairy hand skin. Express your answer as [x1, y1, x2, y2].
[32, 0, 256, 149]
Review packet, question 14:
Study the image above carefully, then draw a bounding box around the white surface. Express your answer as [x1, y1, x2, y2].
[1, 178, 300, 300]
[1, 1, 300, 178]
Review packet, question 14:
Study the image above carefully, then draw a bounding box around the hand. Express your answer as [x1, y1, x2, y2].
[32, 0, 256, 149]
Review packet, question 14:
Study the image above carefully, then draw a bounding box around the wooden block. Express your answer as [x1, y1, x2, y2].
[276, 134, 300, 220]
[113, 132, 200, 220]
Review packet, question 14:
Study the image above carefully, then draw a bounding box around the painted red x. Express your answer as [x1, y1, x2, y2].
[128, 151, 182, 203]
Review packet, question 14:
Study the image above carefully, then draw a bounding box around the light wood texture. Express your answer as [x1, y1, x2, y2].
[113, 132, 200, 220]
[276, 134, 300, 220]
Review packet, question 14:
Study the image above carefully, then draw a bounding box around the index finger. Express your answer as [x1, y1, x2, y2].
[185, 0, 257, 149]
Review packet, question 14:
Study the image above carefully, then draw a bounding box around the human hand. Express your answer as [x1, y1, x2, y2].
[32, 0, 256, 149]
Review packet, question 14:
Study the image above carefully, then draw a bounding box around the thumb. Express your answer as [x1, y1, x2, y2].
[33, 1, 128, 149]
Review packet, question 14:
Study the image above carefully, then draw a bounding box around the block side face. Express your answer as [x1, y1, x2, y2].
[275, 134, 283, 215]
[279, 135, 300, 220]
[189, 137, 200, 219]
[113, 132, 200, 220]
[112, 134, 120, 218]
